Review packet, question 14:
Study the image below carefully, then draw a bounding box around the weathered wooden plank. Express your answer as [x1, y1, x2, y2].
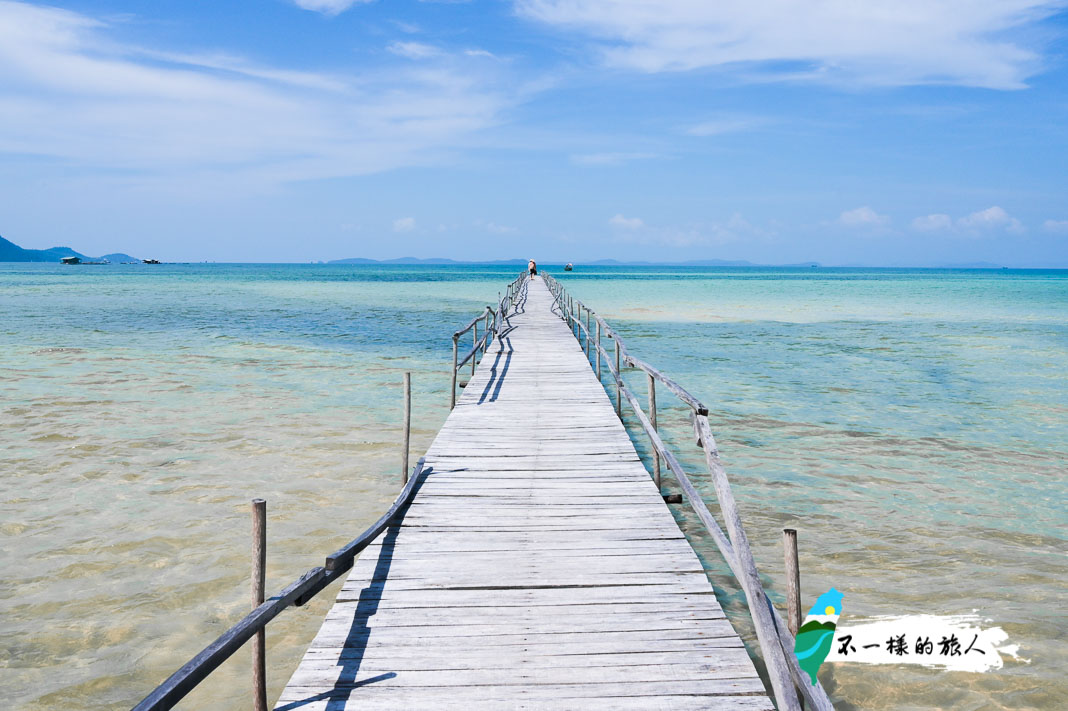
[276, 687, 773, 710]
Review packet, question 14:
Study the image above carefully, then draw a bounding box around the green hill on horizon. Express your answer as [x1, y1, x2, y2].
[0, 235, 137, 263]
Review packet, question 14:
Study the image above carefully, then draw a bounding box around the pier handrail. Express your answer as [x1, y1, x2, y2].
[131, 457, 428, 711]
[543, 272, 833, 711]
[135, 273, 534, 711]
[450, 271, 528, 408]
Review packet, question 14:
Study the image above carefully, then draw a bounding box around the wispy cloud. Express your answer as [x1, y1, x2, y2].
[609, 214, 644, 229]
[686, 116, 767, 136]
[912, 213, 954, 232]
[516, 0, 1063, 88]
[474, 219, 518, 233]
[957, 206, 1024, 233]
[838, 206, 890, 228]
[292, 0, 372, 16]
[571, 151, 656, 165]
[1042, 219, 1068, 233]
[387, 41, 442, 60]
[911, 206, 1025, 235]
[0, 2, 515, 191]
[608, 212, 773, 247]
[393, 217, 417, 232]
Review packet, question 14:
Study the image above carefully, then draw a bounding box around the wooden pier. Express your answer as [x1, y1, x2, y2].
[273, 278, 772, 710]
[132, 273, 834, 711]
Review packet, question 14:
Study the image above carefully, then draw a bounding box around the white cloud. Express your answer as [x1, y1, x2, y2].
[910, 206, 1026, 236]
[387, 41, 442, 60]
[486, 222, 518, 234]
[516, 0, 1061, 88]
[838, 207, 890, 228]
[1042, 219, 1068, 233]
[609, 214, 644, 229]
[912, 213, 954, 231]
[393, 217, 416, 232]
[608, 213, 773, 247]
[292, 0, 372, 15]
[958, 206, 1024, 233]
[686, 117, 765, 136]
[571, 152, 656, 165]
[0, 2, 514, 190]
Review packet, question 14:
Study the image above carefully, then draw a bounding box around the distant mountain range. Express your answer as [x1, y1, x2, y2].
[328, 256, 823, 267]
[329, 256, 531, 265]
[3, 234, 1014, 269]
[0, 235, 139, 263]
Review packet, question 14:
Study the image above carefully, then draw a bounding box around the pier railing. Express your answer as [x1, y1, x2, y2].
[449, 271, 528, 408]
[543, 273, 834, 711]
[132, 274, 529, 711]
[130, 458, 427, 711]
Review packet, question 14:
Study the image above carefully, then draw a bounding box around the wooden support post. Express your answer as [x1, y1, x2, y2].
[251, 499, 267, 711]
[784, 528, 804, 709]
[615, 339, 622, 418]
[647, 373, 660, 490]
[595, 321, 601, 380]
[586, 309, 591, 360]
[783, 529, 802, 636]
[484, 311, 491, 349]
[450, 335, 458, 410]
[471, 322, 478, 376]
[402, 373, 411, 484]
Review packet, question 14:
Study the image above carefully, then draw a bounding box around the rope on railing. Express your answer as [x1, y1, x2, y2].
[542, 272, 833, 711]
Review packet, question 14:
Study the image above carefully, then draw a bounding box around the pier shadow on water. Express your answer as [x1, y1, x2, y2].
[275, 465, 458, 711]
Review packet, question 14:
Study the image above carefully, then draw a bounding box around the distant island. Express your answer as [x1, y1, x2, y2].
[328, 256, 823, 267]
[2, 234, 1013, 268]
[326, 257, 1018, 268]
[0, 235, 139, 263]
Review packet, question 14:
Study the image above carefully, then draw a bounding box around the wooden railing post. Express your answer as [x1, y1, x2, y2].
[586, 309, 591, 360]
[402, 373, 411, 484]
[783, 529, 801, 635]
[484, 310, 491, 349]
[450, 335, 458, 409]
[784, 528, 804, 709]
[647, 373, 660, 490]
[614, 339, 622, 418]
[251, 499, 267, 711]
[472, 322, 478, 376]
[595, 321, 601, 380]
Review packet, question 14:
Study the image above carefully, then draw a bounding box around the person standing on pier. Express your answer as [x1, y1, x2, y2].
[528, 259, 537, 278]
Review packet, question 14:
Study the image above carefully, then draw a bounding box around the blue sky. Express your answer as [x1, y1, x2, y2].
[1, 0, 1066, 265]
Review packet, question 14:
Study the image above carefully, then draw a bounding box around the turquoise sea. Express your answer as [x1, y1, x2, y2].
[1, 263, 1065, 710]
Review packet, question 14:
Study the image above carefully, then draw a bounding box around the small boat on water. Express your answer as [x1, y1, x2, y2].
[564, 263, 573, 271]
[142, 259, 161, 264]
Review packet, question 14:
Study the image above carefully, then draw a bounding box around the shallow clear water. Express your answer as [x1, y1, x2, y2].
[1, 264, 1064, 710]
